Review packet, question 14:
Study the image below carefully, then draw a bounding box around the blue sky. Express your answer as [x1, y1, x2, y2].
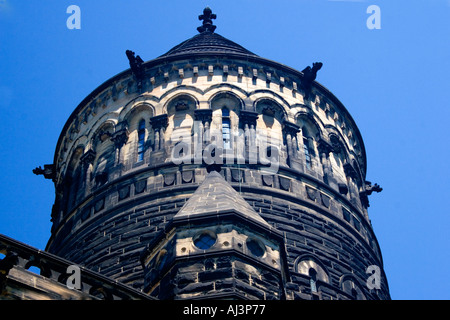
[0, 0, 449, 300]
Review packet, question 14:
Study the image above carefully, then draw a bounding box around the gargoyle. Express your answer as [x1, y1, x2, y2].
[359, 181, 383, 208]
[365, 181, 383, 195]
[33, 164, 55, 180]
[126, 50, 145, 88]
[301, 62, 323, 100]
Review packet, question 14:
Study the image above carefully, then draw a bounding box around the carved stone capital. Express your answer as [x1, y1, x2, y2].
[81, 149, 96, 165]
[343, 163, 358, 180]
[194, 109, 213, 123]
[282, 120, 300, 136]
[239, 110, 258, 127]
[111, 128, 129, 149]
[150, 114, 168, 130]
[317, 138, 333, 155]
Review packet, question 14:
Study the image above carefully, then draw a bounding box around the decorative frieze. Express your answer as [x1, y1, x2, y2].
[135, 179, 147, 194]
[164, 173, 176, 186]
[118, 185, 130, 200]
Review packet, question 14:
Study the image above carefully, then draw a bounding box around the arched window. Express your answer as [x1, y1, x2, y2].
[296, 257, 329, 294]
[341, 278, 366, 300]
[222, 107, 231, 149]
[255, 100, 284, 151]
[137, 119, 145, 162]
[329, 134, 347, 182]
[93, 144, 114, 189]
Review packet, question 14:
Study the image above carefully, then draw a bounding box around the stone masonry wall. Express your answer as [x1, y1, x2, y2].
[47, 166, 389, 299]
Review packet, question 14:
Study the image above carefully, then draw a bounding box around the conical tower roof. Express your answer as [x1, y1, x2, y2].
[160, 31, 257, 58]
[159, 7, 257, 59]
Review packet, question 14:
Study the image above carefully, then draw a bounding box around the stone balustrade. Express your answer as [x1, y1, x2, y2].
[0, 233, 153, 300]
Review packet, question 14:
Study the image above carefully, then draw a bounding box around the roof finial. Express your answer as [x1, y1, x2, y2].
[197, 7, 216, 33]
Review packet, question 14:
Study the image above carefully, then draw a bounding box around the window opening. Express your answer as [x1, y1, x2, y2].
[246, 238, 265, 257]
[137, 119, 145, 161]
[194, 233, 216, 250]
[222, 108, 231, 149]
[302, 128, 313, 169]
[309, 268, 318, 293]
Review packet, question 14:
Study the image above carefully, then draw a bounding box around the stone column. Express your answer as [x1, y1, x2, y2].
[282, 120, 301, 170]
[149, 114, 169, 162]
[154, 130, 160, 151]
[317, 138, 333, 185]
[239, 111, 258, 163]
[150, 114, 168, 150]
[344, 163, 361, 208]
[159, 127, 166, 151]
[194, 109, 213, 147]
[80, 148, 96, 197]
[111, 122, 129, 166]
[194, 109, 213, 163]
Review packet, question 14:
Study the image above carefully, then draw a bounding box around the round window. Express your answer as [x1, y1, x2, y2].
[194, 232, 216, 250]
[246, 238, 265, 257]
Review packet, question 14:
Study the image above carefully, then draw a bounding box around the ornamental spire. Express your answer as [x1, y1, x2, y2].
[197, 7, 217, 33]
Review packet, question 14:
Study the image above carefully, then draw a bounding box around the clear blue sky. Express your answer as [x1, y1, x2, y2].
[0, 0, 449, 300]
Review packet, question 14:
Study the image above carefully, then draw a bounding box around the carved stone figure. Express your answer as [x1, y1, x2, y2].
[126, 50, 145, 88]
[301, 62, 323, 99]
[365, 181, 383, 195]
[32, 164, 55, 180]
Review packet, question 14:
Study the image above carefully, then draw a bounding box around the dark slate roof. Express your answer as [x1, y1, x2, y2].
[159, 31, 258, 58]
[173, 171, 270, 228]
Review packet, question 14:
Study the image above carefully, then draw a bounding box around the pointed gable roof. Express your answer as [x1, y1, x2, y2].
[173, 171, 271, 229]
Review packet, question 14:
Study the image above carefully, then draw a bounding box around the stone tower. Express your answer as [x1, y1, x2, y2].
[38, 8, 390, 300]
